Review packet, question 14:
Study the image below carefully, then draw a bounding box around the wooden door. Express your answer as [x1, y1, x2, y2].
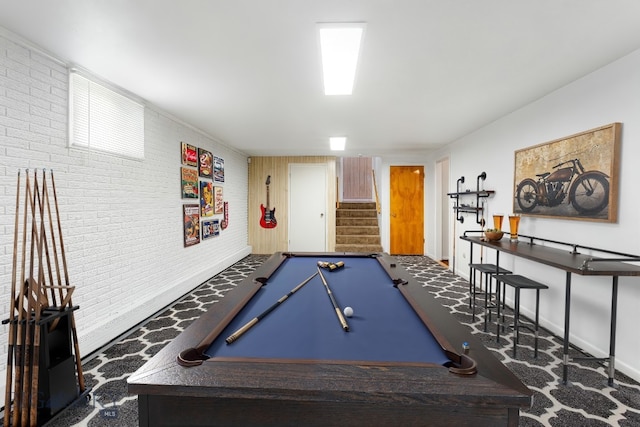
[390, 166, 424, 255]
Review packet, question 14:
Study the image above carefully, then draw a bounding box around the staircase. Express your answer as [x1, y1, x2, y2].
[335, 202, 383, 252]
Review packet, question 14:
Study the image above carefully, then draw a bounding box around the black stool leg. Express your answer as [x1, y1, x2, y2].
[483, 273, 492, 332]
[469, 266, 481, 322]
[500, 281, 506, 333]
[496, 277, 501, 343]
[534, 288, 540, 358]
[513, 288, 520, 358]
[468, 265, 473, 310]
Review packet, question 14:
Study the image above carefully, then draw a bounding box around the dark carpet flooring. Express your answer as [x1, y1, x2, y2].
[34, 255, 640, 426]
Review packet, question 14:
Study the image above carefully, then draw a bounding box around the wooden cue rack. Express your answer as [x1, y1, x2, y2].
[2, 169, 90, 427]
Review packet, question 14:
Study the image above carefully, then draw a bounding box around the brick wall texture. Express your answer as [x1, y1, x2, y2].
[0, 32, 250, 386]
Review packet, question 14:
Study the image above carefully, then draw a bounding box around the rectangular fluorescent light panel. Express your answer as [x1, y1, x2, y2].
[330, 137, 346, 151]
[319, 23, 365, 95]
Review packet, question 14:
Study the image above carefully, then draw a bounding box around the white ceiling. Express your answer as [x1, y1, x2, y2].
[2, 1, 640, 158]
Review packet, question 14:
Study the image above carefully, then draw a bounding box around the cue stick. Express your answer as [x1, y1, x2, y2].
[51, 170, 86, 392]
[4, 171, 20, 427]
[29, 171, 48, 423]
[21, 169, 42, 426]
[12, 171, 30, 427]
[43, 169, 62, 308]
[316, 266, 349, 331]
[21, 170, 40, 425]
[39, 171, 58, 308]
[225, 272, 318, 344]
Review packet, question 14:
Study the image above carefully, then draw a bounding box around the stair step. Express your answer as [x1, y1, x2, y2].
[335, 243, 383, 253]
[336, 226, 379, 236]
[338, 202, 377, 210]
[337, 218, 378, 227]
[336, 235, 381, 244]
[336, 209, 377, 218]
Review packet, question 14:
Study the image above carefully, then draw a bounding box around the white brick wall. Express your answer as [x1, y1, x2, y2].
[0, 32, 250, 397]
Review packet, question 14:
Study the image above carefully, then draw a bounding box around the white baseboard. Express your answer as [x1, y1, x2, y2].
[78, 246, 252, 358]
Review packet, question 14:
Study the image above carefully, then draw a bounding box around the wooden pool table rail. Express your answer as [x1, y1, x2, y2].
[128, 252, 532, 427]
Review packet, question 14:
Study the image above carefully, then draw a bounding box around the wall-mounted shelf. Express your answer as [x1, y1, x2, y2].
[448, 190, 495, 197]
[448, 173, 494, 224]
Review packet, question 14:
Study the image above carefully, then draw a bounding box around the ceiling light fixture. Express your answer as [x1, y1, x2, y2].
[318, 23, 365, 95]
[330, 137, 346, 151]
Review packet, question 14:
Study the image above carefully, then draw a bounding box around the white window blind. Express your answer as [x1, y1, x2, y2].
[69, 71, 144, 160]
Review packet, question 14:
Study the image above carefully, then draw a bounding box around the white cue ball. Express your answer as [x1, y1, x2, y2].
[343, 306, 354, 317]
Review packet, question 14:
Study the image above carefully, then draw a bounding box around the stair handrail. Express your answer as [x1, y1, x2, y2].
[372, 169, 381, 214]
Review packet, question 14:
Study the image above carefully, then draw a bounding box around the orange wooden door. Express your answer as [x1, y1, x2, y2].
[390, 166, 424, 255]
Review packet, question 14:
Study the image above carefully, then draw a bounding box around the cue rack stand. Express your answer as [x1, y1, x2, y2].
[2, 169, 90, 427]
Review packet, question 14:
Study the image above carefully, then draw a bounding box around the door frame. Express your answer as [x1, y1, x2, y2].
[434, 157, 450, 264]
[389, 165, 425, 255]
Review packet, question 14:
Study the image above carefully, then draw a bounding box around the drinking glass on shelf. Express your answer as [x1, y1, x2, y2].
[493, 214, 504, 231]
[508, 214, 520, 242]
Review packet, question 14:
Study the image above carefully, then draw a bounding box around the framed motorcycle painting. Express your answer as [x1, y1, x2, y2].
[513, 122, 621, 222]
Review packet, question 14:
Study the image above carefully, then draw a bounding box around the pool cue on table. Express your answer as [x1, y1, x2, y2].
[4, 171, 20, 427]
[225, 272, 318, 344]
[316, 266, 349, 331]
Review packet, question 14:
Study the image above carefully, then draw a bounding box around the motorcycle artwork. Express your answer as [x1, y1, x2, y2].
[515, 158, 609, 216]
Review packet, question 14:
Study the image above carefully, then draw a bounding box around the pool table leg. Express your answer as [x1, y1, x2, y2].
[137, 395, 150, 427]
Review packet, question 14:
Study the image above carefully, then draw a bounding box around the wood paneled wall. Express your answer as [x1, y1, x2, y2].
[343, 157, 373, 200]
[248, 156, 337, 254]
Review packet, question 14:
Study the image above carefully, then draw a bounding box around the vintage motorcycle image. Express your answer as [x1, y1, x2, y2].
[515, 158, 609, 215]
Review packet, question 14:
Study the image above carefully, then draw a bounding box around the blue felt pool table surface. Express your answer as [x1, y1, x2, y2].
[205, 255, 450, 365]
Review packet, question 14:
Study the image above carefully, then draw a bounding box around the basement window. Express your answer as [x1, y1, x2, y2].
[68, 70, 145, 160]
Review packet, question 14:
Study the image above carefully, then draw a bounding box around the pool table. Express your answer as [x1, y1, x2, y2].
[128, 252, 532, 426]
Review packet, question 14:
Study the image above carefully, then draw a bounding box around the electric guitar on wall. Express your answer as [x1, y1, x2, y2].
[260, 175, 277, 228]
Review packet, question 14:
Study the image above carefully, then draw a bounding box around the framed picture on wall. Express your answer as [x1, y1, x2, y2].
[513, 122, 621, 222]
[214, 156, 225, 183]
[181, 167, 198, 199]
[198, 148, 213, 178]
[181, 142, 198, 167]
[201, 219, 220, 240]
[200, 181, 214, 217]
[183, 204, 200, 247]
[214, 186, 224, 214]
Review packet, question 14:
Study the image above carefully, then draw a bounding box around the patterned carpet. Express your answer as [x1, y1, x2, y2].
[35, 255, 640, 426]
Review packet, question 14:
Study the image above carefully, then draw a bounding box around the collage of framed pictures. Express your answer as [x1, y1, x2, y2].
[180, 142, 227, 247]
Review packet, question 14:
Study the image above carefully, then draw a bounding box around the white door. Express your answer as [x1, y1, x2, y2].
[289, 163, 327, 251]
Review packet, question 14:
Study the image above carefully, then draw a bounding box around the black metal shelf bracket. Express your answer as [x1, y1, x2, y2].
[448, 172, 494, 224]
[476, 172, 487, 225]
[455, 176, 465, 222]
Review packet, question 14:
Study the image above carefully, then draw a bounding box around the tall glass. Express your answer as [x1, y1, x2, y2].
[508, 214, 520, 242]
[493, 214, 504, 231]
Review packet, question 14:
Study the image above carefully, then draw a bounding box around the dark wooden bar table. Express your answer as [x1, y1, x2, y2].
[461, 232, 640, 386]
